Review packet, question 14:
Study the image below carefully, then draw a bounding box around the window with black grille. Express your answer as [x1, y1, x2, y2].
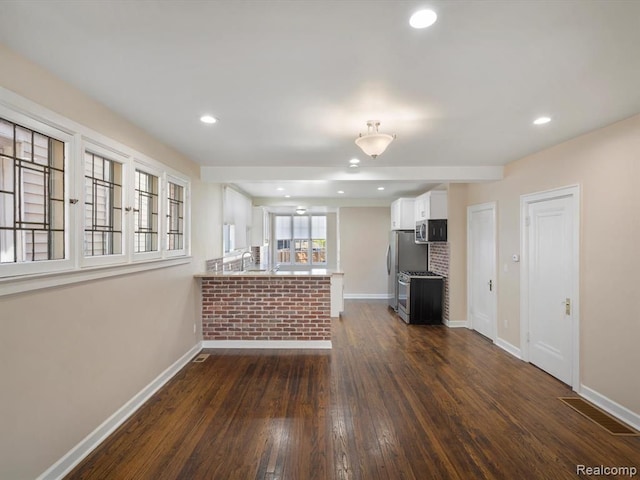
[0, 117, 65, 263]
[0, 97, 193, 285]
[84, 152, 123, 256]
[134, 169, 158, 253]
[167, 181, 184, 250]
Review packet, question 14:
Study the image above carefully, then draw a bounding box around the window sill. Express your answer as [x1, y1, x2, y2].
[0, 256, 193, 297]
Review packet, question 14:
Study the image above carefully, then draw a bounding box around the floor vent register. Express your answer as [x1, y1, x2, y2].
[193, 353, 210, 363]
[559, 397, 639, 436]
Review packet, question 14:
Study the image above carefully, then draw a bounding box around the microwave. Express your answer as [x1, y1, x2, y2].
[415, 220, 428, 243]
[415, 219, 448, 243]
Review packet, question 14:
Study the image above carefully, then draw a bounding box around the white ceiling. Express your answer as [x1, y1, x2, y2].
[1, 0, 639, 204]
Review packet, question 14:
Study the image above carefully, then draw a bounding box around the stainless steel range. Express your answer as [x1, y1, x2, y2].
[397, 270, 444, 324]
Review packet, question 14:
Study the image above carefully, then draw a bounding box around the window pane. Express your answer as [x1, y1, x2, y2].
[50, 139, 65, 170]
[33, 133, 49, 166]
[312, 239, 326, 263]
[167, 181, 184, 251]
[134, 169, 158, 253]
[275, 216, 291, 240]
[277, 239, 291, 263]
[272, 214, 328, 266]
[293, 216, 309, 238]
[29, 230, 49, 261]
[0, 228, 14, 263]
[0, 193, 14, 227]
[0, 116, 66, 263]
[0, 119, 13, 152]
[223, 224, 236, 253]
[311, 216, 326, 239]
[294, 239, 309, 264]
[50, 168, 64, 201]
[84, 152, 123, 256]
[14, 126, 32, 161]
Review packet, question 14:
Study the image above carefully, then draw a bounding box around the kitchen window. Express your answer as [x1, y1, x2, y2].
[274, 214, 327, 266]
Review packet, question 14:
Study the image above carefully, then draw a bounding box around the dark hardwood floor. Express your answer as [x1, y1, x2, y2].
[67, 300, 640, 479]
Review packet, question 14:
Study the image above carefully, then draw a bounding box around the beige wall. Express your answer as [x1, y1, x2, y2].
[451, 113, 640, 416]
[339, 207, 390, 296]
[0, 45, 220, 478]
[446, 183, 468, 322]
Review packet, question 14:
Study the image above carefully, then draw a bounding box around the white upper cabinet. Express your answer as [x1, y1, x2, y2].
[390, 198, 415, 230]
[223, 186, 252, 251]
[251, 206, 270, 246]
[414, 191, 448, 222]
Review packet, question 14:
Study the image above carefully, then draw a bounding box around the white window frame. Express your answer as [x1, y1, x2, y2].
[165, 173, 190, 258]
[0, 87, 192, 297]
[273, 214, 328, 267]
[0, 104, 75, 278]
[131, 160, 163, 262]
[80, 141, 129, 268]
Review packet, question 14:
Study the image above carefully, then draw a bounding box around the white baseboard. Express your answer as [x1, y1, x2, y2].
[495, 337, 522, 359]
[202, 340, 332, 349]
[578, 384, 640, 432]
[444, 319, 469, 328]
[343, 293, 390, 300]
[37, 343, 202, 480]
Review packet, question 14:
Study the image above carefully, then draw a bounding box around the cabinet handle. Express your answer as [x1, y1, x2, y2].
[488, 279, 493, 291]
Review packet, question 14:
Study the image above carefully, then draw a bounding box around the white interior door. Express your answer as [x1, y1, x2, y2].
[522, 187, 579, 387]
[468, 203, 497, 340]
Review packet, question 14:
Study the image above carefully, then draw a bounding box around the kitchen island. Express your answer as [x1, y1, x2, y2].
[195, 269, 343, 349]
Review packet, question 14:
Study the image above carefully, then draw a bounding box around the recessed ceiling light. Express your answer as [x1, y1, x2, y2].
[200, 115, 217, 124]
[337, 190, 345, 194]
[276, 187, 284, 191]
[349, 158, 360, 165]
[533, 116, 551, 125]
[284, 194, 291, 198]
[410, 9, 437, 29]
[377, 186, 385, 191]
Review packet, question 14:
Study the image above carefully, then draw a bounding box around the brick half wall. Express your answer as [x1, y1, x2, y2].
[201, 276, 331, 342]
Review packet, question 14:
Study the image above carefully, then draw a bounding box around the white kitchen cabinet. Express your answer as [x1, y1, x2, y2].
[414, 190, 448, 221]
[330, 272, 344, 317]
[251, 207, 270, 246]
[223, 186, 252, 251]
[390, 198, 415, 230]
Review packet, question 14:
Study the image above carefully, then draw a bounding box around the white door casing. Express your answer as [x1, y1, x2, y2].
[467, 202, 497, 340]
[520, 185, 580, 389]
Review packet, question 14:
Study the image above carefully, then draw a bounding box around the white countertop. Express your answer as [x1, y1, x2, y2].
[196, 268, 343, 278]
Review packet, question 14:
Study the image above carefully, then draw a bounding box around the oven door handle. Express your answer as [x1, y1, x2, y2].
[398, 280, 409, 286]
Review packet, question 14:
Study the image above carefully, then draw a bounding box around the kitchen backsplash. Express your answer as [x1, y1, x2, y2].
[205, 246, 262, 272]
[429, 243, 450, 322]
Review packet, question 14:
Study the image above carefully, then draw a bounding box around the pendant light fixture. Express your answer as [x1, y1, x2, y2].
[355, 120, 396, 158]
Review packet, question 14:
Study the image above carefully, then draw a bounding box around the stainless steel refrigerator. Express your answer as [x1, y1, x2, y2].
[387, 230, 429, 311]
